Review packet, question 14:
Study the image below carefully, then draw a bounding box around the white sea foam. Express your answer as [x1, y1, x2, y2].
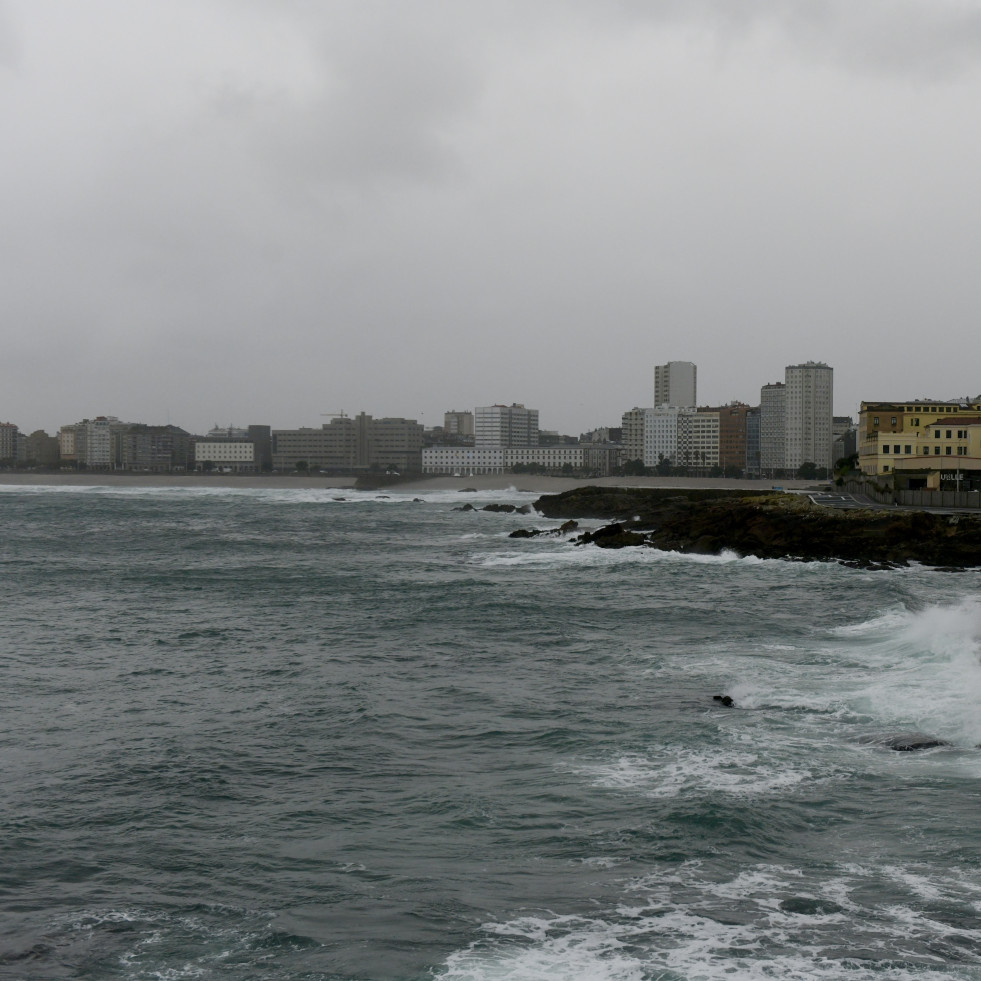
[0, 482, 540, 507]
[569, 747, 816, 799]
[828, 597, 981, 746]
[438, 859, 981, 981]
[473, 546, 782, 570]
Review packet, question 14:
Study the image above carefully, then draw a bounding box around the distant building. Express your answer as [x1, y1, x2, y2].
[194, 440, 256, 472]
[475, 404, 539, 447]
[745, 407, 761, 477]
[272, 413, 423, 472]
[25, 430, 60, 467]
[759, 383, 786, 477]
[66, 416, 128, 469]
[443, 411, 474, 438]
[0, 422, 18, 462]
[654, 361, 697, 408]
[699, 403, 751, 474]
[421, 444, 621, 476]
[620, 409, 646, 464]
[785, 361, 833, 472]
[858, 399, 981, 480]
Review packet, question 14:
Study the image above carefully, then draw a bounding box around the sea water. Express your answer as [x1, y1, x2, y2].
[2, 483, 981, 980]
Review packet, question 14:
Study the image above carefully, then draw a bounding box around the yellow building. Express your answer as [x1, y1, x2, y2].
[859, 400, 981, 487]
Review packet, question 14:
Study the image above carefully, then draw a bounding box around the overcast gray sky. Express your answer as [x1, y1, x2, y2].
[4, 0, 981, 436]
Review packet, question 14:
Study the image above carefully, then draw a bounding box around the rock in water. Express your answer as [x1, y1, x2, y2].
[713, 694, 734, 707]
[859, 732, 952, 752]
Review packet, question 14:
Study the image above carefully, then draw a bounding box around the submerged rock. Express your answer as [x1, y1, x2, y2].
[713, 695, 735, 707]
[860, 733, 952, 752]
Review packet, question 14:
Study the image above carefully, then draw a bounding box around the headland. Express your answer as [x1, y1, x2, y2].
[521, 486, 981, 568]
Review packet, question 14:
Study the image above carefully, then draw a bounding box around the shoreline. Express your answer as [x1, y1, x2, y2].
[0, 472, 828, 494]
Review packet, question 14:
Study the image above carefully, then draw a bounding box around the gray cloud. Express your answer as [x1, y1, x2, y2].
[3, 1, 981, 435]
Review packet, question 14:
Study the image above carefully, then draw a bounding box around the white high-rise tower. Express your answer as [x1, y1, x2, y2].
[784, 361, 833, 472]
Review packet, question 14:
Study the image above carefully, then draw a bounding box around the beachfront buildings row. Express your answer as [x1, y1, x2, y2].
[620, 362, 838, 478]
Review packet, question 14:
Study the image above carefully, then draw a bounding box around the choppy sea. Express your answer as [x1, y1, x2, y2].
[3, 483, 981, 980]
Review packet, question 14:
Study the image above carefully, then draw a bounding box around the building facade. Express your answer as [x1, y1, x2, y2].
[475, 404, 539, 447]
[759, 382, 786, 477]
[272, 414, 423, 472]
[858, 400, 981, 479]
[654, 361, 697, 408]
[443, 411, 474, 437]
[0, 422, 18, 462]
[785, 361, 833, 472]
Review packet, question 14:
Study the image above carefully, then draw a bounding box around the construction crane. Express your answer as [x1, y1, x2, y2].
[321, 411, 347, 419]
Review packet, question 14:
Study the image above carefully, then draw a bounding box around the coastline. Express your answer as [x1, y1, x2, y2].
[0, 472, 827, 494]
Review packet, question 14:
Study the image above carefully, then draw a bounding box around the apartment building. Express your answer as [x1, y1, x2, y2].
[785, 361, 833, 472]
[654, 361, 696, 408]
[475, 404, 539, 447]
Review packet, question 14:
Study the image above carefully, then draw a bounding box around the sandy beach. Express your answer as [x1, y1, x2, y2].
[0, 471, 826, 494]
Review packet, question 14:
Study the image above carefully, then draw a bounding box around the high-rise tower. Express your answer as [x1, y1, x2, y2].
[654, 361, 697, 408]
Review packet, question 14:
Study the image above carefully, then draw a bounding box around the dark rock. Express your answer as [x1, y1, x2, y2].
[483, 503, 518, 513]
[516, 505, 532, 514]
[860, 733, 952, 752]
[528, 486, 981, 568]
[713, 695, 734, 707]
[459, 487, 478, 493]
[453, 503, 476, 512]
[332, 497, 346, 501]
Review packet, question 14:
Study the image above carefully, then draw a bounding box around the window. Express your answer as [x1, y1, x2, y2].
[891, 417, 898, 426]
[883, 445, 890, 454]
[894, 446, 901, 454]
[905, 446, 912, 454]
[935, 431, 941, 438]
[946, 430, 952, 438]
[883, 465, 890, 472]
[958, 447, 967, 456]
[873, 417, 880, 426]
[946, 446, 953, 455]
[935, 447, 941, 455]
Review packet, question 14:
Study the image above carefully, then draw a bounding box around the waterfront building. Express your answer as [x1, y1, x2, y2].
[422, 446, 506, 475]
[858, 399, 981, 479]
[785, 361, 833, 473]
[699, 403, 750, 474]
[114, 424, 194, 471]
[421, 444, 621, 476]
[193, 440, 256, 472]
[68, 417, 128, 469]
[0, 422, 18, 463]
[272, 414, 423, 473]
[475, 404, 539, 447]
[760, 383, 786, 477]
[620, 409, 646, 464]
[654, 361, 697, 408]
[746, 407, 761, 477]
[25, 430, 60, 467]
[642, 406, 687, 469]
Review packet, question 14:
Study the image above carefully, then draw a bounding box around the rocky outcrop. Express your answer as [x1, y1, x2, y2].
[525, 487, 981, 568]
[509, 520, 579, 539]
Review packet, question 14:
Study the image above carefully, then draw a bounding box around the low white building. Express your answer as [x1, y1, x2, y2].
[194, 441, 256, 472]
[423, 447, 506, 474]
